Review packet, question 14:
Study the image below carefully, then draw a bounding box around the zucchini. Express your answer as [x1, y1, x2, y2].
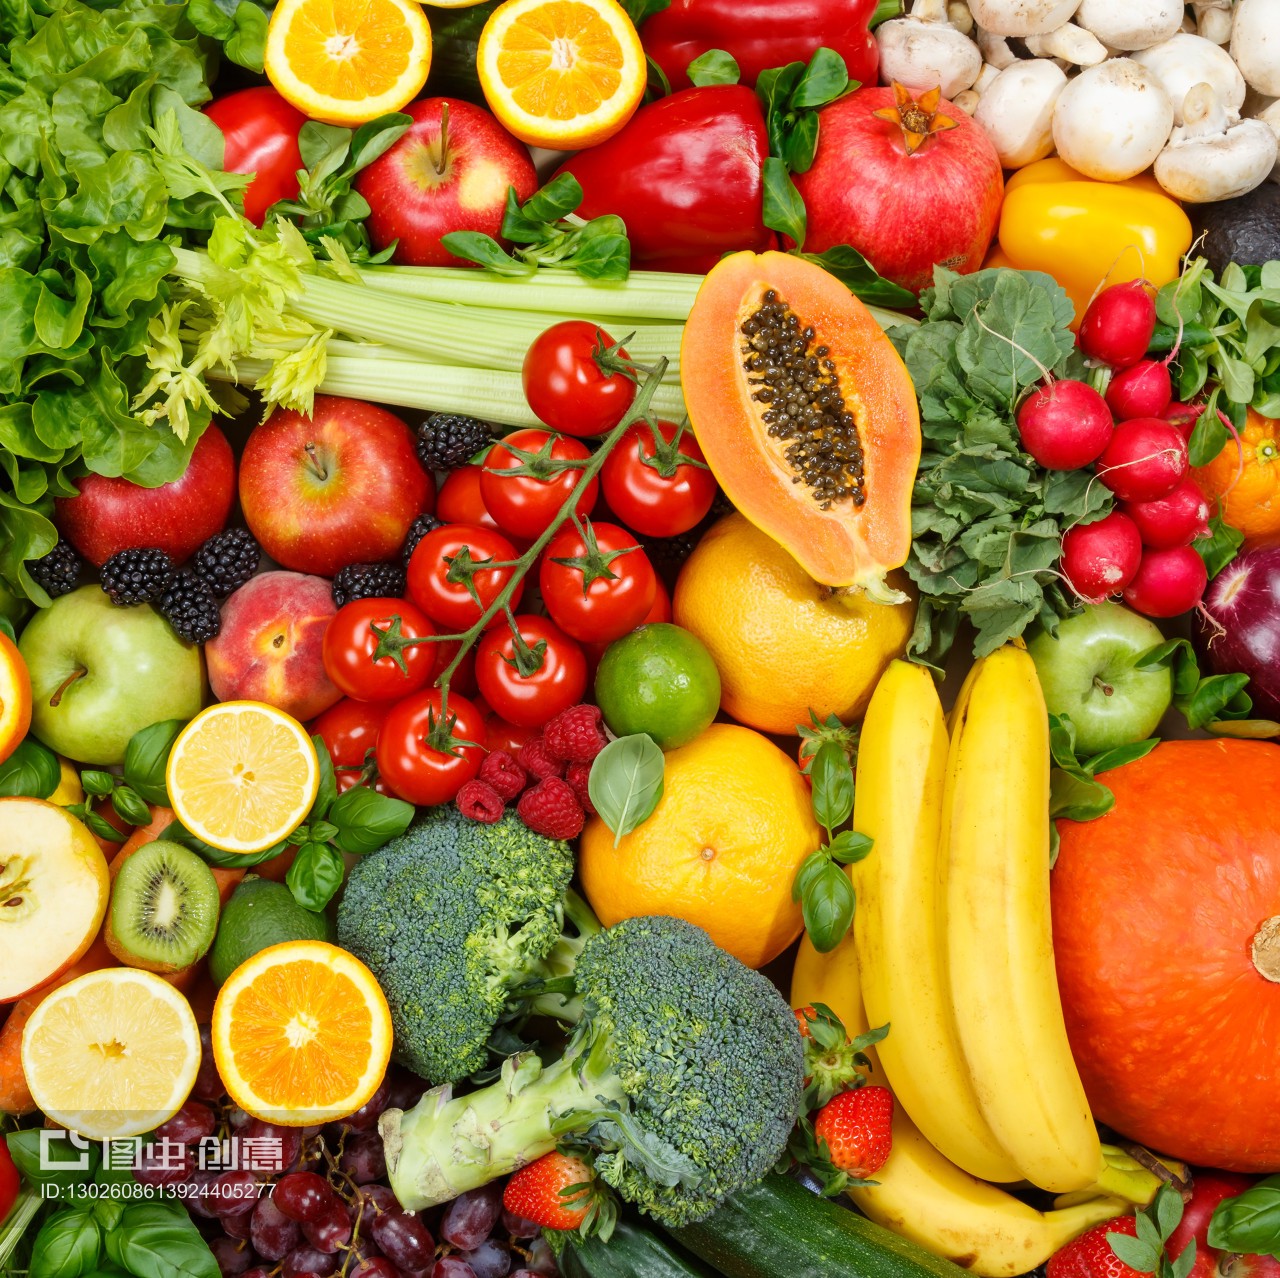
[559, 1219, 719, 1278]
[423, 3, 498, 103]
[669, 1174, 969, 1278]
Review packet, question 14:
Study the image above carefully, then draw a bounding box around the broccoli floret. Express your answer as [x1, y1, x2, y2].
[336, 806, 580, 1084]
[380, 916, 805, 1227]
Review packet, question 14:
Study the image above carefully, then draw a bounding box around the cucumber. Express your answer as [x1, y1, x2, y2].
[423, 3, 498, 103]
[669, 1174, 969, 1278]
[559, 1219, 719, 1278]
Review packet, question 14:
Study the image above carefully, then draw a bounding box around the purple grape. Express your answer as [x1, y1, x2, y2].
[243, 1269, 274, 1278]
[501, 1208, 539, 1240]
[386, 1068, 429, 1112]
[340, 1131, 387, 1184]
[370, 1211, 434, 1270]
[350, 1183, 398, 1222]
[275, 1172, 338, 1224]
[251, 1196, 303, 1261]
[337, 1079, 391, 1133]
[222, 1212, 255, 1242]
[228, 1106, 254, 1129]
[210, 1237, 254, 1277]
[212, 1171, 261, 1218]
[524, 1238, 558, 1277]
[432, 1262, 478, 1278]
[193, 1025, 226, 1102]
[462, 1240, 511, 1278]
[302, 1206, 352, 1254]
[511, 1272, 542, 1278]
[440, 1186, 502, 1250]
[283, 1246, 340, 1278]
[134, 1142, 192, 1187]
[185, 1171, 221, 1219]
[156, 1100, 217, 1145]
[351, 1262, 398, 1278]
[242, 1119, 302, 1174]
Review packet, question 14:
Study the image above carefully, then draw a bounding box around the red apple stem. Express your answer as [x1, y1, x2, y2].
[48, 667, 86, 708]
[433, 102, 450, 178]
[302, 442, 329, 482]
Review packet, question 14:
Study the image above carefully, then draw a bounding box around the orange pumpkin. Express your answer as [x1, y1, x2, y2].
[1052, 739, 1280, 1171]
[1192, 408, 1280, 542]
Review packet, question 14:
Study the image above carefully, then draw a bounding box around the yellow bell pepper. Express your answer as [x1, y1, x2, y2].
[998, 158, 1191, 325]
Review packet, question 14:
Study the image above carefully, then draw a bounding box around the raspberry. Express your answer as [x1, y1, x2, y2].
[565, 761, 596, 816]
[478, 750, 527, 801]
[517, 778, 584, 840]
[455, 779, 505, 824]
[543, 705, 608, 763]
[518, 736, 565, 781]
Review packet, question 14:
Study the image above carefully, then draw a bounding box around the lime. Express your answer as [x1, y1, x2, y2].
[594, 623, 721, 751]
[208, 877, 335, 986]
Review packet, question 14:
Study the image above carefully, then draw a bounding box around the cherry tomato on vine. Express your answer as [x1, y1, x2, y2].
[310, 698, 392, 794]
[540, 521, 658, 644]
[481, 709, 535, 755]
[481, 429, 598, 541]
[376, 688, 488, 807]
[407, 524, 524, 631]
[204, 88, 305, 227]
[476, 615, 588, 729]
[582, 577, 672, 671]
[437, 465, 500, 531]
[522, 321, 637, 438]
[601, 420, 717, 538]
[321, 598, 440, 703]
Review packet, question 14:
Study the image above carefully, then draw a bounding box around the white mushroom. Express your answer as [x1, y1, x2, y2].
[1051, 58, 1175, 179]
[1192, 0, 1234, 45]
[974, 58, 1068, 163]
[1023, 22, 1108, 64]
[953, 61, 1003, 113]
[875, 0, 983, 98]
[948, 1, 976, 36]
[1231, 0, 1280, 96]
[1256, 98, 1280, 179]
[1132, 32, 1245, 122]
[1073, 0, 1183, 50]
[1154, 80, 1278, 199]
[966, 0, 1080, 37]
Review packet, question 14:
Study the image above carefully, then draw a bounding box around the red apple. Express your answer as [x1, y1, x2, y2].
[354, 97, 537, 267]
[55, 425, 236, 567]
[1169, 1171, 1258, 1276]
[239, 396, 434, 577]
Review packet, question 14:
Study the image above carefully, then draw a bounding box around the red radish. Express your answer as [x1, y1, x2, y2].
[1164, 401, 1200, 443]
[1123, 545, 1208, 617]
[1105, 359, 1172, 421]
[1078, 281, 1157, 368]
[1096, 418, 1189, 502]
[1121, 478, 1210, 549]
[1016, 380, 1114, 470]
[1060, 511, 1143, 602]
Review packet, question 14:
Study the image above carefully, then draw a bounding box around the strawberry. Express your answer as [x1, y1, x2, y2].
[1048, 1215, 1143, 1278]
[812, 1086, 894, 1179]
[503, 1153, 596, 1233]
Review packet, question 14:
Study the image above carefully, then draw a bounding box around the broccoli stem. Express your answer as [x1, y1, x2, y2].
[525, 890, 601, 1024]
[381, 1036, 625, 1211]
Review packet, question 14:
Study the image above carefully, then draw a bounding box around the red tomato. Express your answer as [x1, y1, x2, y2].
[476, 615, 587, 729]
[376, 688, 488, 806]
[0, 1136, 17, 1222]
[481, 430, 598, 540]
[437, 464, 499, 531]
[407, 524, 524, 631]
[482, 709, 536, 755]
[205, 88, 306, 227]
[522, 321, 637, 438]
[540, 521, 658, 644]
[310, 698, 392, 794]
[436, 638, 479, 697]
[322, 598, 440, 703]
[601, 420, 717, 537]
[583, 576, 671, 671]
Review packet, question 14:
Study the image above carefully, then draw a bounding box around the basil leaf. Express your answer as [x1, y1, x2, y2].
[123, 719, 186, 806]
[81, 771, 116, 798]
[329, 785, 414, 854]
[91, 1201, 123, 1234]
[761, 157, 806, 248]
[686, 50, 740, 87]
[1086, 738, 1159, 775]
[1195, 513, 1244, 580]
[309, 735, 336, 822]
[1208, 1178, 1280, 1256]
[782, 109, 821, 174]
[29, 1207, 100, 1278]
[7, 1131, 100, 1190]
[588, 734, 665, 847]
[286, 841, 346, 912]
[827, 829, 874, 864]
[347, 113, 413, 171]
[1188, 389, 1229, 467]
[160, 821, 288, 867]
[810, 742, 854, 832]
[619, 0, 670, 23]
[106, 1203, 218, 1278]
[796, 246, 916, 310]
[801, 859, 855, 953]
[791, 849, 829, 904]
[0, 739, 60, 799]
[791, 47, 851, 110]
[84, 811, 126, 844]
[1050, 769, 1114, 824]
[111, 785, 152, 827]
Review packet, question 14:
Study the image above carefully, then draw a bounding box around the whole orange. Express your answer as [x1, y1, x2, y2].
[1192, 408, 1280, 541]
[579, 723, 822, 969]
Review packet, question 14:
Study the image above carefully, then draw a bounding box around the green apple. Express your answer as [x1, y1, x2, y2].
[19, 586, 206, 765]
[1027, 601, 1171, 757]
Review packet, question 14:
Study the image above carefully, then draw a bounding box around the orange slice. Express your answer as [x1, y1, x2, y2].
[265, 0, 433, 126]
[212, 940, 393, 1126]
[477, 0, 645, 149]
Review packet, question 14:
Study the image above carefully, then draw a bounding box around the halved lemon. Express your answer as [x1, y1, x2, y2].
[22, 968, 201, 1140]
[212, 940, 394, 1126]
[264, 0, 433, 126]
[167, 701, 319, 855]
[477, 0, 646, 149]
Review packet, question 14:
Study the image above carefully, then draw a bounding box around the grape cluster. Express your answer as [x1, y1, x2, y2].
[135, 1027, 558, 1278]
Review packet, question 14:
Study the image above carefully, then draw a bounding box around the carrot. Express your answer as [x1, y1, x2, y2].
[91, 796, 133, 855]
[105, 804, 176, 869]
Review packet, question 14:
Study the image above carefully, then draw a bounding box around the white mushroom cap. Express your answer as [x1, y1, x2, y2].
[1231, 0, 1280, 96]
[1255, 98, 1280, 180]
[1155, 81, 1279, 200]
[876, 12, 984, 98]
[1074, 0, 1183, 51]
[1132, 33, 1246, 123]
[1024, 22, 1108, 64]
[975, 59, 1068, 165]
[966, 0, 1080, 38]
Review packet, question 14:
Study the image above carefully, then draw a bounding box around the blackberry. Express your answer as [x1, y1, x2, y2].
[100, 548, 174, 606]
[192, 528, 260, 597]
[402, 514, 442, 566]
[332, 562, 407, 609]
[159, 572, 222, 644]
[638, 494, 732, 579]
[416, 414, 493, 471]
[28, 539, 82, 599]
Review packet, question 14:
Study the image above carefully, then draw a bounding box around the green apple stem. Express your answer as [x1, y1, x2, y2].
[1093, 676, 1115, 697]
[48, 667, 85, 708]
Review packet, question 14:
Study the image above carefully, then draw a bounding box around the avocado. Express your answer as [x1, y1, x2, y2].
[1190, 183, 1280, 277]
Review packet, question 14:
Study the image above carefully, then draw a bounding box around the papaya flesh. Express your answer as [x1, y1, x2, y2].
[681, 251, 920, 594]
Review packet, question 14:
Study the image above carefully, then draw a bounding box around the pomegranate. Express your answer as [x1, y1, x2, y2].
[791, 83, 1003, 294]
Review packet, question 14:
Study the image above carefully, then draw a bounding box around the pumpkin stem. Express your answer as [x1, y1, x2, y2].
[1251, 916, 1280, 983]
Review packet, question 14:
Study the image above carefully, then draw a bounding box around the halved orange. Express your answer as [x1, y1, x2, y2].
[477, 0, 645, 149]
[265, 0, 433, 126]
[212, 940, 393, 1126]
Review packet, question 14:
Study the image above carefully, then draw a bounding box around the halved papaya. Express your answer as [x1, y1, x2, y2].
[681, 251, 919, 597]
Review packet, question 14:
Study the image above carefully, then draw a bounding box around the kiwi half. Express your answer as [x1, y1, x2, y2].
[106, 840, 220, 974]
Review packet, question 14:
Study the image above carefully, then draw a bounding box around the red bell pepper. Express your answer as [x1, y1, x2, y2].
[552, 85, 773, 275]
[640, 0, 880, 92]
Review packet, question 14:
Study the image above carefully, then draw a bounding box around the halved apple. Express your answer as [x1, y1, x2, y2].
[1, 798, 110, 1002]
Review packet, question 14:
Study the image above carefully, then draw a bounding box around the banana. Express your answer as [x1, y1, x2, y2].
[790, 930, 1128, 1278]
[942, 645, 1100, 1194]
[850, 661, 1022, 1184]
